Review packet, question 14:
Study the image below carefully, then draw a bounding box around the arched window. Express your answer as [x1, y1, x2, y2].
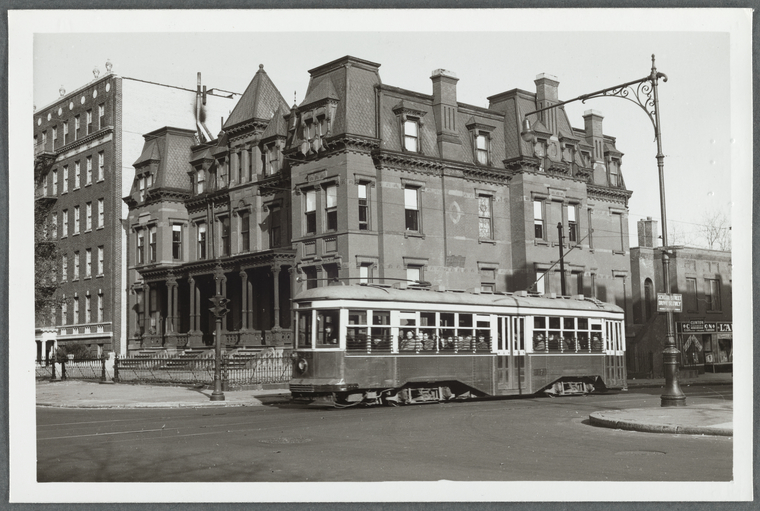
[644, 278, 655, 321]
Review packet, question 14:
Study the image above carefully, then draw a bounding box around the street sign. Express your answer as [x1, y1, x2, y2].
[657, 293, 683, 313]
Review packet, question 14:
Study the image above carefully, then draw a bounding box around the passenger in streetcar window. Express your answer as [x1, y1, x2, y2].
[591, 334, 602, 351]
[476, 335, 489, 351]
[325, 325, 337, 344]
[534, 333, 546, 351]
[372, 337, 388, 351]
[421, 332, 435, 350]
[400, 330, 417, 350]
[440, 336, 454, 350]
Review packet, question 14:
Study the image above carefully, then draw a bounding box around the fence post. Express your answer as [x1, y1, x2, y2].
[51, 359, 56, 380]
[61, 360, 67, 380]
[113, 355, 120, 382]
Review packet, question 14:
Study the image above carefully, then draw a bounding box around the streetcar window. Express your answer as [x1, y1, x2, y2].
[516, 317, 524, 351]
[371, 311, 392, 352]
[420, 312, 437, 351]
[348, 310, 366, 325]
[534, 317, 547, 351]
[440, 313, 455, 328]
[578, 331, 590, 350]
[578, 318, 588, 330]
[563, 317, 575, 330]
[548, 331, 562, 350]
[297, 310, 312, 348]
[316, 310, 340, 348]
[347, 310, 368, 351]
[549, 317, 561, 330]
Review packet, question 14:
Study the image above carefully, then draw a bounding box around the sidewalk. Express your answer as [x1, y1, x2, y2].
[589, 371, 733, 437]
[36, 380, 291, 409]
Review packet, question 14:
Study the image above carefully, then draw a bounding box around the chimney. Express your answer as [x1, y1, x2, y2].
[431, 69, 462, 160]
[637, 216, 659, 248]
[535, 73, 560, 134]
[583, 109, 605, 162]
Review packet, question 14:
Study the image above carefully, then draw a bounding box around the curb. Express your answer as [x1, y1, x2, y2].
[588, 413, 733, 437]
[625, 381, 733, 389]
[36, 401, 264, 409]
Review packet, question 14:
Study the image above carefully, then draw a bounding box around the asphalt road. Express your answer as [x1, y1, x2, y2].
[37, 386, 732, 482]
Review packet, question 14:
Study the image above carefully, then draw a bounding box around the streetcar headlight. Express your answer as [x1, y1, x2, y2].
[296, 358, 308, 374]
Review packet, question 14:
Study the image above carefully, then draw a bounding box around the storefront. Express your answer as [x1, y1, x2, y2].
[677, 320, 732, 374]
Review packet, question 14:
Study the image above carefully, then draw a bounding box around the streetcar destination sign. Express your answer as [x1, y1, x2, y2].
[657, 293, 683, 312]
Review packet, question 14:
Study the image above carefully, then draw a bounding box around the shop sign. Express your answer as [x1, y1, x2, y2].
[680, 321, 732, 333]
[657, 293, 682, 312]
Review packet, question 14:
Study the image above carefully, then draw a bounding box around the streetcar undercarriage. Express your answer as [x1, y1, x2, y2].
[293, 376, 606, 408]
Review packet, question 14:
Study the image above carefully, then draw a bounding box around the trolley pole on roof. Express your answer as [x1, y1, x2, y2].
[520, 55, 685, 407]
[557, 223, 567, 296]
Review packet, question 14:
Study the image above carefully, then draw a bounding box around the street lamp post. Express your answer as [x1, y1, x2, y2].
[209, 293, 229, 401]
[521, 55, 685, 407]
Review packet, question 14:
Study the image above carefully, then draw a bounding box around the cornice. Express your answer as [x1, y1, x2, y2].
[224, 119, 268, 138]
[371, 149, 445, 176]
[461, 166, 512, 185]
[56, 126, 114, 154]
[144, 188, 192, 206]
[587, 184, 633, 205]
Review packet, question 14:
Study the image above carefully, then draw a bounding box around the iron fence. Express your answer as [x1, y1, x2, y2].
[114, 349, 293, 387]
[64, 358, 111, 380]
[35, 361, 53, 379]
[35, 357, 110, 381]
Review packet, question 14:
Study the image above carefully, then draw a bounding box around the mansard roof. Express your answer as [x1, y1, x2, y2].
[300, 76, 339, 108]
[223, 64, 290, 131]
[133, 138, 161, 167]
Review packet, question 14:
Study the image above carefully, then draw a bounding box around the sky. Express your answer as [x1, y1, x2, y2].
[10, 8, 753, 503]
[30, 17, 740, 249]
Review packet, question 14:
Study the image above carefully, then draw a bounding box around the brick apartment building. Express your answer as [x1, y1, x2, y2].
[33, 62, 238, 359]
[627, 217, 733, 378]
[123, 56, 633, 354]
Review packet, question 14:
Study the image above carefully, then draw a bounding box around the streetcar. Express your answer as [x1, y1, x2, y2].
[289, 284, 626, 406]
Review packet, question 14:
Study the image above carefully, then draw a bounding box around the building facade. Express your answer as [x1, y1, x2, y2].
[33, 63, 237, 358]
[627, 217, 733, 377]
[123, 56, 633, 354]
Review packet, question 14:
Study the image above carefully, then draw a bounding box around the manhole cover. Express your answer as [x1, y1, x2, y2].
[259, 438, 312, 445]
[615, 450, 666, 456]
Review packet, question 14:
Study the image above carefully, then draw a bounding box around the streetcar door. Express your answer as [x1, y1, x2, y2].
[496, 316, 510, 393]
[496, 316, 524, 393]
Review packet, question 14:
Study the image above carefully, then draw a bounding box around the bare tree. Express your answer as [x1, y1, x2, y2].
[698, 209, 732, 251]
[667, 221, 695, 247]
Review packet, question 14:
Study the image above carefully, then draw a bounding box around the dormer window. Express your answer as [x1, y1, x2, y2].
[392, 102, 426, 154]
[466, 119, 495, 166]
[196, 169, 205, 194]
[404, 120, 419, 152]
[475, 134, 489, 165]
[264, 143, 280, 175]
[608, 159, 621, 188]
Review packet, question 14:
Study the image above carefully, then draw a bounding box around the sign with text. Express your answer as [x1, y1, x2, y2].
[657, 293, 683, 313]
[679, 321, 732, 333]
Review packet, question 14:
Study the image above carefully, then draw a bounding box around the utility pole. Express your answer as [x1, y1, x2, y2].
[557, 222, 566, 296]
